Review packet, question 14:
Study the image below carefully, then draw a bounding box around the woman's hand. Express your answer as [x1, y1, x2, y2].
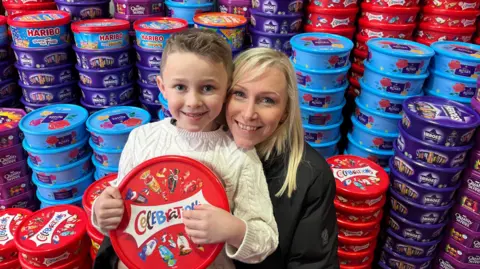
[93, 186, 125, 231]
[183, 204, 246, 247]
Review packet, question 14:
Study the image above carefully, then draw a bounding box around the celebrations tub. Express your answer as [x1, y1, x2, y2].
[305, 7, 358, 29]
[194, 13, 247, 50]
[360, 3, 419, 24]
[358, 18, 416, 39]
[420, 7, 479, 28]
[430, 41, 480, 79]
[82, 173, 116, 218]
[72, 19, 130, 50]
[0, 208, 32, 263]
[134, 17, 188, 51]
[416, 23, 475, 43]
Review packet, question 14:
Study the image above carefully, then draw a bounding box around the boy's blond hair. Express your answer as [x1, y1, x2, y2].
[160, 28, 234, 86]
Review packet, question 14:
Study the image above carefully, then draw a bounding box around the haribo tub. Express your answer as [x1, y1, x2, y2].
[134, 17, 188, 51]
[194, 13, 247, 50]
[72, 19, 130, 50]
[7, 11, 71, 49]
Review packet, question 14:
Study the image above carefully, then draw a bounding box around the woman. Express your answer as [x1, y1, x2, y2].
[227, 48, 339, 269]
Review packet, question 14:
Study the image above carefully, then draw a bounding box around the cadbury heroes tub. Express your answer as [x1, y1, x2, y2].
[251, 9, 302, 34]
[134, 17, 188, 51]
[55, 0, 110, 22]
[72, 19, 130, 50]
[384, 228, 440, 258]
[194, 13, 247, 50]
[13, 43, 73, 69]
[74, 45, 132, 70]
[387, 209, 446, 242]
[82, 173, 116, 218]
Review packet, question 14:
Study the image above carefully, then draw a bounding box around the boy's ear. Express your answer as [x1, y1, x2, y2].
[156, 75, 166, 99]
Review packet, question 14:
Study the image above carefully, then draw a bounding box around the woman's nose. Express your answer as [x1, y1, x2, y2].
[243, 102, 258, 120]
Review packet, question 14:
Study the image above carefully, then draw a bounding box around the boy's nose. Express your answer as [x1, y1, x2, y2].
[185, 92, 202, 107]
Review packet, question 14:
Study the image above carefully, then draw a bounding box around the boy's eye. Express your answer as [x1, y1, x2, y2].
[175, 85, 185, 91]
[202, 85, 214, 92]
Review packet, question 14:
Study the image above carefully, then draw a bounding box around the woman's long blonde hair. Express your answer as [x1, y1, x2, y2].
[231, 48, 304, 198]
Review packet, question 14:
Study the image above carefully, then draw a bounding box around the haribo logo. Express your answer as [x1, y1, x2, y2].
[27, 28, 60, 37]
[31, 211, 72, 247]
[126, 191, 211, 247]
[0, 214, 14, 245]
[140, 34, 165, 42]
[99, 33, 123, 41]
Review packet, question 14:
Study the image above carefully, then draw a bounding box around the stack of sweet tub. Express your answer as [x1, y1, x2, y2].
[55, 0, 110, 22]
[2, 0, 57, 16]
[415, 0, 480, 46]
[0, 16, 20, 109]
[134, 17, 188, 121]
[86, 106, 151, 180]
[328, 155, 389, 268]
[304, 0, 358, 39]
[8, 11, 79, 113]
[347, 38, 432, 171]
[381, 95, 480, 268]
[425, 41, 480, 108]
[19, 104, 94, 209]
[248, 0, 303, 56]
[290, 33, 352, 158]
[72, 19, 136, 115]
[0, 208, 32, 269]
[165, 0, 214, 26]
[0, 108, 35, 211]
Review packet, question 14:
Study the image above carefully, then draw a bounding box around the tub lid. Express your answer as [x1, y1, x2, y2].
[82, 173, 117, 215]
[110, 155, 230, 269]
[71, 19, 130, 33]
[0, 108, 25, 133]
[403, 96, 480, 129]
[86, 106, 151, 135]
[327, 155, 389, 199]
[0, 209, 32, 252]
[290, 33, 354, 54]
[133, 17, 188, 34]
[19, 104, 88, 136]
[0, 258, 20, 269]
[193, 12, 247, 28]
[7, 10, 70, 28]
[431, 41, 480, 62]
[14, 205, 87, 255]
[367, 38, 435, 58]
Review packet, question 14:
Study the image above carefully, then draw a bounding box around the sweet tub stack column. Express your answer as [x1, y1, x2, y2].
[19, 104, 94, 208]
[0, 208, 31, 269]
[0, 16, 20, 109]
[290, 33, 352, 158]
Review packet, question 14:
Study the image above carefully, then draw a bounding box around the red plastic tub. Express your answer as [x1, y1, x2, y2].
[0, 258, 21, 269]
[307, 0, 358, 8]
[360, 3, 419, 24]
[2, 0, 53, 4]
[335, 198, 384, 223]
[305, 6, 358, 29]
[86, 222, 104, 258]
[355, 33, 370, 51]
[416, 22, 475, 42]
[304, 24, 356, 39]
[475, 36, 480, 45]
[4, 2, 57, 15]
[420, 7, 480, 27]
[364, 0, 420, 7]
[353, 48, 368, 66]
[0, 209, 32, 264]
[423, 0, 480, 10]
[338, 233, 378, 253]
[358, 19, 416, 39]
[338, 247, 375, 266]
[19, 243, 90, 269]
[81, 173, 117, 219]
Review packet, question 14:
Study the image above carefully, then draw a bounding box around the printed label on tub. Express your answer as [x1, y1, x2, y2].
[10, 13, 69, 48]
[0, 109, 25, 133]
[407, 101, 476, 124]
[109, 156, 229, 269]
[0, 209, 31, 258]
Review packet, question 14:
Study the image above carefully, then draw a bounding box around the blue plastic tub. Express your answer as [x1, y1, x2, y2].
[134, 17, 188, 50]
[350, 116, 398, 151]
[303, 118, 342, 144]
[93, 156, 118, 178]
[158, 93, 171, 119]
[38, 190, 83, 208]
[24, 135, 90, 168]
[347, 133, 393, 167]
[298, 84, 346, 108]
[300, 98, 345, 126]
[354, 98, 402, 133]
[293, 61, 349, 89]
[28, 152, 92, 185]
[424, 68, 476, 99]
[308, 136, 340, 158]
[89, 138, 122, 167]
[165, 1, 214, 25]
[290, 33, 353, 70]
[33, 170, 93, 200]
[366, 38, 434, 75]
[363, 62, 428, 96]
[430, 41, 480, 79]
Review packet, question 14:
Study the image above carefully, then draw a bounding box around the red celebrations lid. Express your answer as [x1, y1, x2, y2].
[327, 155, 389, 202]
[110, 156, 230, 269]
[82, 173, 117, 218]
[0, 208, 32, 260]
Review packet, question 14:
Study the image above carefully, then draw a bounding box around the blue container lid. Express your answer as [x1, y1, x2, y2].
[303, 117, 343, 130]
[32, 169, 93, 188]
[22, 135, 89, 155]
[431, 41, 480, 62]
[36, 190, 83, 205]
[165, 0, 214, 8]
[430, 68, 476, 83]
[347, 133, 394, 156]
[86, 106, 151, 135]
[364, 61, 429, 79]
[293, 60, 351, 74]
[350, 115, 398, 138]
[300, 98, 346, 113]
[308, 135, 341, 148]
[359, 78, 423, 101]
[89, 138, 122, 154]
[158, 92, 168, 107]
[290, 33, 354, 54]
[27, 152, 92, 172]
[367, 38, 435, 59]
[19, 104, 88, 136]
[355, 98, 402, 120]
[298, 84, 347, 94]
[425, 88, 472, 105]
[92, 155, 118, 171]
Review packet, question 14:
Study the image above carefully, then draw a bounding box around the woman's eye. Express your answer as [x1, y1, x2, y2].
[261, 97, 275, 104]
[232, 91, 245, 98]
[203, 85, 214, 92]
[174, 85, 185, 91]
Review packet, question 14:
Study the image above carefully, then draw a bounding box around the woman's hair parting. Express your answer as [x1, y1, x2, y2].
[231, 48, 305, 198]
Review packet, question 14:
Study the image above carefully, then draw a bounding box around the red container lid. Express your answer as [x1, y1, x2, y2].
[72, 19, 130, 34]
[340, 264, 372, 269]
[110, 156, 230, 269]
[361, 2, 420, 13]
[349, 76, 360, 88]
[18, 240, 89, 269]
[418, 22, 476, 33]
[4, 1, 57, 11]
[0, 208, 32, 255]
[0, 258, 20, 269]
[307, 5, 359, 15]
[7, 10, 70, 28]
[338, 246, 375, 258]
[358, 18, 416, 30]
[134, 17, 188, 34]
[86, 221, 104, 243]
[351, 63, 364, 74]
[327, 155, 389, 200]
[14, 205, 87, 256]
[334, 196, 385, 214]
[337, 215, 382, 229]
[475, 36, 480, 45]
[304, 25, 356, 38]
[353, 48, 368, 59]
[414, 37, 434, 46]
[338, 233, 378, 245]
[193, 13, 247, 28]
[0, 16, 6, 26]
[422, 6, 480, 16]
[82, 173, 117, 217]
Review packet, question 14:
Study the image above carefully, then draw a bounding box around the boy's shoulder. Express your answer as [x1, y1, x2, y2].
[129, 119, 172, 136]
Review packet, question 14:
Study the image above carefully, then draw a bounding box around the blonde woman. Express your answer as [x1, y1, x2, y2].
[227, 48, 339, 268]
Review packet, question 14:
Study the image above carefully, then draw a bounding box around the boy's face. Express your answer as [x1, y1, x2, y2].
[157, 52, 229, 132]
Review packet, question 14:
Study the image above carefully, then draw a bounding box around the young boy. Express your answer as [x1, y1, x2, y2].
[92, 28, 278, 269]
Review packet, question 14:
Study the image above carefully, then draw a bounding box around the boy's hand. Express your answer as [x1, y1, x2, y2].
[94, 186, 124, 231]
[183, 204, 246, 247]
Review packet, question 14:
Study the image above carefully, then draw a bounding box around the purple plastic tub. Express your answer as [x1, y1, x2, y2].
[388, 210, 446, 242]
[0, 144, 25, 168]
[397, 124, 472, 168]
[0, 189, 36, 210]
[251, 0, 304, 14]
[78, 64, 134, 88]
[0, 79, 18, 99]
[55, 0, 110, 21]
[250, 28, 294, 56]
[0, 160, 28, 184]
[114, 0, 164, 16]
[137, 64, 159, 85]
[20, 80, 78, 104]
[384, 228, 441, 258]
[0, 96, 20, 109]
[134, 44, 162, 68]
[452, 205, 480, 232]
[28, 152, 92, 185]
[219, 0, 251, 18]
[74, 45, 132, 70]
[390, 187, 453, 224]
[448, 221, 480, 249]
[0, 61, 15, 81]
[250, 9, 302, 34]
[380, 246, 433, 269]
[21, 97, 77, 113]
[435, 251, 479, 269]
[469, 149, 480, 173]
[140, 97, 161, 119]
[0, 175, 32, 200]
[16, 63, 76, 86]
[138, 80, 160, 103]
[442, 237, 480, 265]
[390, 160, 460, 206]
[402, 96, 480, 147]
[12, 43, 72, 68]
[0, 44, 9, 62]
[80, 98, 136, 115]
[80, 82, 136, 107]
[457, 187, 480, 215]
[462, 169, 480, 196]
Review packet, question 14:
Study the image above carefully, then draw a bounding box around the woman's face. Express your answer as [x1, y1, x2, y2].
[226, 67, 288, 149]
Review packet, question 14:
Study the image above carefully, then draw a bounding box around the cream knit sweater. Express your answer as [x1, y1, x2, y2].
[97, 119, 278, 268]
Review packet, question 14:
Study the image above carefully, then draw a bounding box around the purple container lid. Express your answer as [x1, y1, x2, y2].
[381, 246, 433, 264]
[20, 96, 77, 109]
[389, 209, 447, 231]
[436, 251, 480, 269]
[391, 184, 455, 212]
[114, 12, 156, 22]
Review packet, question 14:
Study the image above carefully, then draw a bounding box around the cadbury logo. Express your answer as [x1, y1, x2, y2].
[103, 76, 119, 87]
[93, 95, 107, 105]
[263, 1, 277, 13]
[421, 213, 438, 224]
[27, 28, 60, 37]
[419, 172, 438, 186]
[264, 21, 277, 33]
